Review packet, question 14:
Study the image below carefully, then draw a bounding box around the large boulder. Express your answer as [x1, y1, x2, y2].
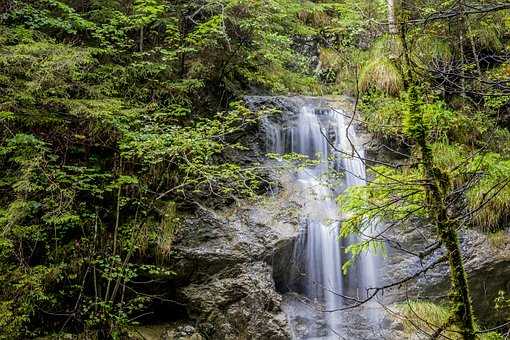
[168, 189, 300, 339]
[179, 262, 288, 339]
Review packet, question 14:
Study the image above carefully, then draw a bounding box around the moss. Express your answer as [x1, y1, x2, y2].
[412, 35, 452, 66]
[156, 201, 180, 262]
[399, 301, 503, 339]
[466, 154, 510, 231]
[470, 22, 504, 52]
[488, 230, 510, 249]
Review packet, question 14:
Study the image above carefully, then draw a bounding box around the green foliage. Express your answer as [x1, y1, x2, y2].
[399, 301, 503, 340]
[7, 0, 96, 35]
[357, 34, 404, 96]
[465, 153, 510, 231]
[132, 0, 165, 28]
[420, 102, 457, 142]
[360, 92, 466, 142]
[340, 3, 510, 339]
[1, 0, 509, 337]
[359, 56, 403, 96]
[487, 230, 510, 249]
[470, 22, 504, 52]
[359, 92, 405, 137]
[267, 152, 321, 168]
[345, 90, 510, 271]
[356, 92, 510, 230]
[485, 62, 510, 110]
[411, 35, 452, 66]
[338, 165, 425, 271]
[0, 0, 330, 336]
[295, 0, 389, 93]
[494, 290, 510, 319]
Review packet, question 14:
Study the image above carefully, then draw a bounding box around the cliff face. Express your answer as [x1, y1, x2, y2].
[163, 145, 309, 339]
[169, 201, 299, 340]
[139, 97, 509, 339]
[382, 225, 509, 310]
[359, 117, 510, 328]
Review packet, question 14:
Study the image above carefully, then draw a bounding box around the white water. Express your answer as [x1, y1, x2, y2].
[262, 97, 381, 339]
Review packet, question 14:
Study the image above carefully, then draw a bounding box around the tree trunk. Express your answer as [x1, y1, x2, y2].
[139, 26, 144, 52]
[409, 81, 476, 340]
[459, 0, 467, 103]
[387, 0, 398, 34]
[399, 9, 476, 339]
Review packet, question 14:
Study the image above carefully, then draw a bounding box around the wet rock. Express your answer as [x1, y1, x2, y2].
[382, 226, 510, 324]
[131, 324, 203, 340]
[168, 189, 300, 339]
[179, 262, 289, 339]
[361, 128, 510, 326]
[163, 325, 204, 340]
[438, 229, 510, 322]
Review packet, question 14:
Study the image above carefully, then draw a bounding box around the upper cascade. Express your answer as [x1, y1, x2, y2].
[251, 96, 383, 339]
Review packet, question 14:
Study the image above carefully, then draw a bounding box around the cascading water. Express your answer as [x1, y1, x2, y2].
[259, 97, 383, 339]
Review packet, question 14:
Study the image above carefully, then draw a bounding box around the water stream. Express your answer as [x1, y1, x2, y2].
[260, 97, 383, 339]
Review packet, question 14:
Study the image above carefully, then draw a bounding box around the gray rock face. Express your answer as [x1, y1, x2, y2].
[169, 192, 300, 339]
[462, 230, 510, 320]
[163, 96, 310, 339]
[358, 127, 510, 327]
[132, 324, 204, 340]
[165, 97, 509, 339]
[179, 262, 288, 339]
[381, 223, 510, 325]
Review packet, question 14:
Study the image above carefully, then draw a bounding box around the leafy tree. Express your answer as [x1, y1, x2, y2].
[0, 0, 327, 337]
[336, 1, 510, 339]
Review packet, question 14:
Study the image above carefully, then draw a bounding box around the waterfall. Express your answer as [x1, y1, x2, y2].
[260, 97, 382, 339]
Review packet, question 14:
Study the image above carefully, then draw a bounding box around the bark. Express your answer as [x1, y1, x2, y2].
[459, 0, 467, 103]
[139, 26, 144, 52]
[399, 8, 476, 339]
[387, 0, 398, 34]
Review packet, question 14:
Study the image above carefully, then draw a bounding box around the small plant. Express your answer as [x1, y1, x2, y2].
[399, 301, 503, 340]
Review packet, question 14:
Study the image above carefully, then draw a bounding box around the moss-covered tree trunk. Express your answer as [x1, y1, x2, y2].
[417, 121, 476, 340]
[399, 9, 476, 339]
[419, 116, 476, 340]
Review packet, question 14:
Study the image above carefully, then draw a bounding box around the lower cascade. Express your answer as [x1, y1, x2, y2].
[260, 97, 384, 339]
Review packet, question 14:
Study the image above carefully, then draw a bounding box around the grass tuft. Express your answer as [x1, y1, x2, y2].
[488, 230, 510, 249]
[412, 36, 452, 66]
[156, 201, 179, 262]
[399, 301, 503, 339]
[466, 154, 510, 232]
[471, 22, 503, 51]
[360, 57, 403, 96]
